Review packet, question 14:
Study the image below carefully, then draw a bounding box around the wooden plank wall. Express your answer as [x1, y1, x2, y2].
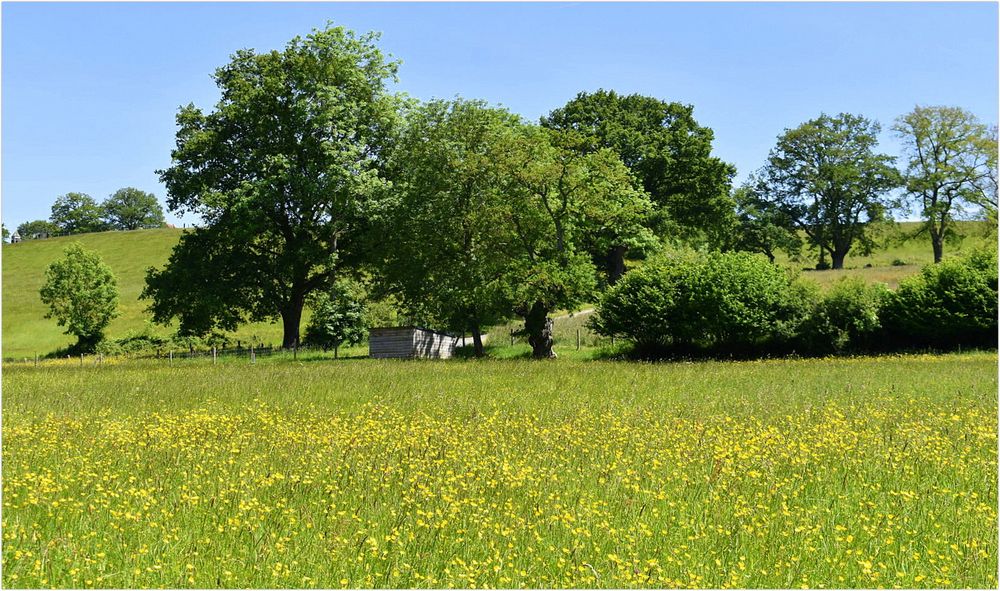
[369, 327, 459, 359]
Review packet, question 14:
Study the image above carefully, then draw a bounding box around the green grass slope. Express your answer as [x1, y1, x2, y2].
[2, 221, 995, 359]
[1, 229, 288, 359]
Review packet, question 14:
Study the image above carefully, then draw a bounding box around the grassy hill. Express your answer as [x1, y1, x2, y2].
[774, 220, 996, 288]
[2, 221, 995, 359]
[2, 229, 289, 359]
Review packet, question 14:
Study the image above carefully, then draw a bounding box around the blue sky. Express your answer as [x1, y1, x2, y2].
[2, 2, 997, 229]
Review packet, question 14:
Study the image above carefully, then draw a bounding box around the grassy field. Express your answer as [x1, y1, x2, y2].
[775, 220, 996, 289]
[1, 229, 298, 359]
[2, 221, 995, 359]
[2, 352, 996, 588]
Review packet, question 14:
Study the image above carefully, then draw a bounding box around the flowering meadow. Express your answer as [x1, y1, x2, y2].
[2, 353, 996, 588]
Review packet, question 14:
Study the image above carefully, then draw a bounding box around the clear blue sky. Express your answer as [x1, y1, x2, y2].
[2, 2, 997, 229]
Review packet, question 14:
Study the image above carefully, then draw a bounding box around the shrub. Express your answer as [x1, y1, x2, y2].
[592, 250, 813, 355]
[882, 251, 998, 349]
[802, 277, 891, 354]
[305, 281, 367, 352]
[39, 243, 119, 353]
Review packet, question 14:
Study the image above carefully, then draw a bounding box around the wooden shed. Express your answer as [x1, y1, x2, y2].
[369, 326, 462, 359]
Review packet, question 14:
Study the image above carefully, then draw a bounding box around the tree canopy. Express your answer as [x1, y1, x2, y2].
[102, 187, 166, 230]
[893, 105, 995, 262]
[39, 243, 119, 353]
[754, 113, 901, 269]
[497, 126, 653, 358]
[50, 192, 107, 234]
[144, 24, 401, 348]
[541, 89, 735, 256]
[15, 220, 60, 239]
[380, 98, 522, 356]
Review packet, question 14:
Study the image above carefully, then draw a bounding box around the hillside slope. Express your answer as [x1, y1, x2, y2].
[2, 229, 289, 358]
[2, 221, 995, 359]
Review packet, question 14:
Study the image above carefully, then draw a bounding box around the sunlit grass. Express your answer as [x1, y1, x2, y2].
[2, 353, 996, 588]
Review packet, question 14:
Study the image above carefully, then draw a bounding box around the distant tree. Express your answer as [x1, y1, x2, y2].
[893, 106, 994, 263]
[143, 25, 401, 348]
[304, 280, 367, 357]
[729, 184, 802, 263]
[498, 126, 653, 358]
[979, 125, 999, 216]
[50, 192, 107, 234]
[16, 219, 60, 239]
[755, 113, 901, 269]
[39, 243, 119, 353]
[102, 187, 166, 230]
[541, 89, 735, 279]
[2, 224, 8, 243]
[381, 98, 521, 357]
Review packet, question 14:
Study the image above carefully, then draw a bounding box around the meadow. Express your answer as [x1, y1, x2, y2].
[2, 353, 996, 588]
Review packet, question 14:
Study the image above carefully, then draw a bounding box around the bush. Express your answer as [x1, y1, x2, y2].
[801, 277, 891, 354]
[305, 281, 367, 351]
[883, 250, 998, 349]
[592, 251, 813, 355]
[39, 243, 119, 353]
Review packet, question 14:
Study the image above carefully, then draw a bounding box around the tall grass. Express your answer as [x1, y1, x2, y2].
[3, 353, 996, 588]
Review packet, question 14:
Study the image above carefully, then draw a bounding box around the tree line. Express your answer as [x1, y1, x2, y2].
[32, 24, 999, 357]
[10, 187, 166, 240]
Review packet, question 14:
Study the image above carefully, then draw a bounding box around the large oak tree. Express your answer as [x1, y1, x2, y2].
[541, 90, 734, 282]
[144, 26, 400, 347]
[893, 106, 995, 262]
[755, 113, 901, 269]
[499, 126, 652, 358]
[380, 99, 521, 357]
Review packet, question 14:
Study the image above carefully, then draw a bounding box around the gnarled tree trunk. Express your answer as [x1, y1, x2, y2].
[279, 293, 305, 349]
[605, 245, 627, 285]
[524, 300, 556, 359]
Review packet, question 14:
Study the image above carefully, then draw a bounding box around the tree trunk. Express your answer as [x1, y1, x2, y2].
[931, 232, 944, 263]
[524, 301, 556, 359]
[605, 245, 627, 285]
[831, 249, 847, 270]
[471, 325, 485, 358]
[279, 297, 304, 349]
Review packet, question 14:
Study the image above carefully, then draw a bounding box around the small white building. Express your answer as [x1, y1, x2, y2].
[369, 327, 464, 359]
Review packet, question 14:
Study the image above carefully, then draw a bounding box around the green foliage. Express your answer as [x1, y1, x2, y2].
[802, 277, 891, 353]
[15, 220, 60, 239]
[592, 250, 811, 353]
[495, 125, 654, 356]
[755, 113, 902, 268]
[95, 325, 171, 356]
[883, 250, 998, 348]
[102, 187, 166, 230]
[2, 224, 9, 243]
[541, 89, 735, 247]
[380, 98, 520, 340]
[146, 24, 401, 348]
[893, 106, 995, 262]
[729, 185, 802, 262]
[304, 281, 367, 350]
[38, 243, 119, 352]
[50, 192, 108, 234]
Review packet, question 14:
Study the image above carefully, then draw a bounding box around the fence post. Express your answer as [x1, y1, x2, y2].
[212, 346, 217, 365]
[611, 335, 616, 346]
[510, 329, 514, 346]
[293, 344, 297, 361]
[80, 354, 84, 366]
[577, 328, 581, 351]
[251, 345, 255, 364]
[34, 353, 38, 367]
